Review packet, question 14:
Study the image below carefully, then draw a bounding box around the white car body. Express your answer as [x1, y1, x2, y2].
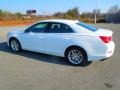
[7, 19, 115, 61]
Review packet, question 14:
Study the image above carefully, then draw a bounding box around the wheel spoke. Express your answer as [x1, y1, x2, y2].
[71, 50, 75, 55]
[68, 49, 83, 64]
[11, 40, 19, 51]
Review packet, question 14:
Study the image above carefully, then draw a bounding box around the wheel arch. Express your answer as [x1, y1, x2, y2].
[64, 45, 88, 59]
[9, 37, 21, 47]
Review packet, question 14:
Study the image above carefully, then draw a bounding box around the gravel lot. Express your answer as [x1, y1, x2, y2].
[0, 24, 120, 90]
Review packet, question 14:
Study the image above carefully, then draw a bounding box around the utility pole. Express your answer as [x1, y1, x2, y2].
[95, 0, 98, 24]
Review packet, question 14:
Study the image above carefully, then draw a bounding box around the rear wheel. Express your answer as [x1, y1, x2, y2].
[9, 39, 21, 52]
[65, 47, 87, 66]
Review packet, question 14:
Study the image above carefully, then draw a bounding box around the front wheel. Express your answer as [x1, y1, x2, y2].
[9, 39, 21, 52]
[65, 47, 88, 66]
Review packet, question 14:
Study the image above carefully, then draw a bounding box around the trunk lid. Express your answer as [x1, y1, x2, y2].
[95, 29, 113, 36]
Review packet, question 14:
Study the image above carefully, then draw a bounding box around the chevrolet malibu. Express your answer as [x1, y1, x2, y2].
[7, 19, 115, 65]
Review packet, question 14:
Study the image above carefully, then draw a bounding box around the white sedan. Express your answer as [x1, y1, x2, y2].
[7, 19, 115, 65]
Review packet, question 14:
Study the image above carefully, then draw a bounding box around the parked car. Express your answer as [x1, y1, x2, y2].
[7, 19, 115, 65]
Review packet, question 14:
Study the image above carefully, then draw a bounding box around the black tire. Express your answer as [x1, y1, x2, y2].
[65, 47, 88, 66]
[9, 38, 21, 52]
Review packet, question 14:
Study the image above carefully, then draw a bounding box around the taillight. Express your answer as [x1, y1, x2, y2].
[99, 36, 112, 43]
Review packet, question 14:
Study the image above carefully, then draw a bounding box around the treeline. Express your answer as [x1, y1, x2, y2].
[0, 5, 120, 23]
[53, 5, 120, 23]
[107, 5, 120, 23]
[53, 7, 94, 23]
[0, 10, 23, 21]
[0, 9, 40, 21]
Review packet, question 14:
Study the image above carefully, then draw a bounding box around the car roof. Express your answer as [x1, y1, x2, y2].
[39, 19, 78, 25]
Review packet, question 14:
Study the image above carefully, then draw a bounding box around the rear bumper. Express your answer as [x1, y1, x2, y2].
[88, 41, 115, 61]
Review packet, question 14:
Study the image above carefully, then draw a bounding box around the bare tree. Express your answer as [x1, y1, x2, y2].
[107, 5, 120, 23]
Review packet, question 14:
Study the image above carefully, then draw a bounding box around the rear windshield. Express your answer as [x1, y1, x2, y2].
[76, 22, 97, 32]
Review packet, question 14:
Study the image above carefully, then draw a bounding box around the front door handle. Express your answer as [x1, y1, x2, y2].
[64, 37, 70, 40]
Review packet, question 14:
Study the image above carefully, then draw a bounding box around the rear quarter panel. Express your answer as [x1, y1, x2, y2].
[63, 35, 107, 58]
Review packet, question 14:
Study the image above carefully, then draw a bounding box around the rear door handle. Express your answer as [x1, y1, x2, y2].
[39, 36, 44, 39]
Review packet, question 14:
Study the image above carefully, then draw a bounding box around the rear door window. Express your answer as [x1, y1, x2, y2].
[45, 22, 73, 33]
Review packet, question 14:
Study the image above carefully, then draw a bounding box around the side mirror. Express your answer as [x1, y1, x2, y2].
[24, 29, 30, 33]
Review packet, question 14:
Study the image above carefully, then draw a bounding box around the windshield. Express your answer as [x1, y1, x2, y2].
[76, 22, 97, 32]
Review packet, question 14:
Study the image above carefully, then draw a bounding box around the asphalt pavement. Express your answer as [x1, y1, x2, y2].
[0, 24, 120, 90]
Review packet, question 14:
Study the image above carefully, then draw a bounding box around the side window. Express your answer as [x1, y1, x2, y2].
[61, 24, 73, 33]
[26, 23, 48, 33]
[50, 23, 61, 33]
[46, 23, 73, 33]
